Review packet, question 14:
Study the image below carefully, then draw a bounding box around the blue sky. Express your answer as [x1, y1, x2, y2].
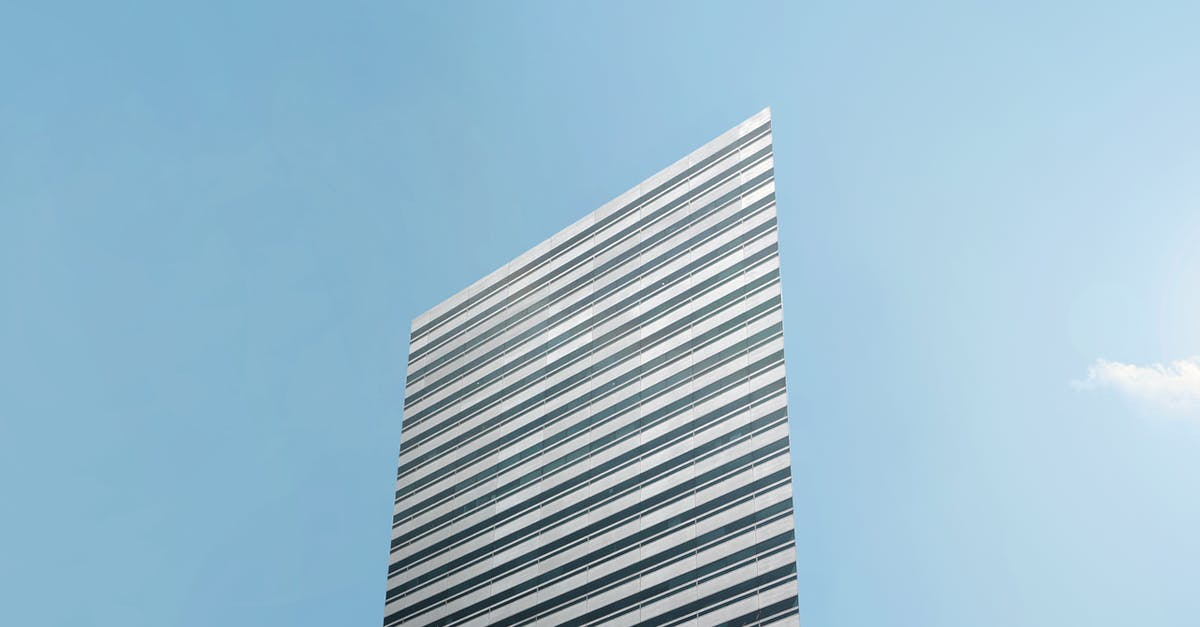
[3, 1, 1199, 625]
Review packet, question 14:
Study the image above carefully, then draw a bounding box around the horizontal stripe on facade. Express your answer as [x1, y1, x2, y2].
[392, 391, 786, 573]
[403, 218, 777, 452]
[391, 388, 787, 592]
[408, 121, 770, 344]
[405, 194, 778, 427]
[407, 149, 774, 375]
[405, 165, 775, 384]
[484, 531, 797, 627]
[386, 476, 793, 623]
[702, 596, 801, 627]
[396, 285, 787, 499]
[398, 501, 794, 626]
[404, 237, 779, 470]
[394, 479, 793, 626]
[390, 412, 790, 603]
[390, 490, 793, 613]
[387, 117, 797, 627]
[393, 336, 784, 536]
[537, 514, 796, 624]
[409, 123, 770, 348]
[403, 247, 777, 465]
[404, 186, 776, 415]
[396, 492, 796, 619]
[405, 204, 777, 447]
[394, 292, 780, 512]
[409, 126, 770, 351]
[396, 230, 779, 467]
[407, 196, 775, 422]
[392, 351, 785, 552]
[398, 348, 782, 542]
[395, 279, 782, 505]
[629, 561, 799, 627]
[401, 236, 777, 454]
[400, 252, 778, 483]
[389, 427, 790, 578]
[395, 308, 783, 540]
[388, 461, 792, 612]
[394, 304, 782, 518]
[388, 395, 789, 597]
[394, 328, 782, 539]
[390, 345, 784, 550]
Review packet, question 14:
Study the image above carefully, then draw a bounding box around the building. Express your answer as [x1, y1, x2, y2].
[386, 108, 799, 626]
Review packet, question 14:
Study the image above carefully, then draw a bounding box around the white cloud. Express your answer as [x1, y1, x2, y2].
[1073, 356, 1200, 414]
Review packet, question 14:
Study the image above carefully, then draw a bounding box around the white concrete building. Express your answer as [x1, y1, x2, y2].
[386, 109, 799, 627]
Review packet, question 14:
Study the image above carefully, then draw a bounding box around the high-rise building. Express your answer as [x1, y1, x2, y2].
[386, 108, 798, 626]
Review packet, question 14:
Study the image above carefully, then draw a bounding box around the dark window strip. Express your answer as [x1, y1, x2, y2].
[409, 123, 769, 344]
[389, 429, 789, 583]
[410, 123, 770, 347]
[393, 350, 787, 562]
[394, 262, 779, 485]
[390, 407, 789, 586]
[392, 342, 784, 540]
[392, 352, 785, 545]
[393, 489, 792, 615]
[487, 531, 797, 627]
[404, 188, 777, 426]
[604, 558, 797, 627]
[399, 226, 779, 459]
[404, 182, 775, 410]
[403, 193, 777, 432]
[394, 302, 782, 514]
[392, 484, 793, 627]
[395, 280, 781, 502]
[594, 553, 798, 627]
[394, 350, 783, 539]
[404, 194, 777, 417]
[406, 172, 773, 406]
[395, 278, 779, 504]
[397, 288, 781, 500]
[394, 310, 782, 524]
[538, 512, 796, 627]
[402, 242, 777, 443]
[634, 564, 797, 627]
[392, 496, 793, 625]
[389, 428, 789, 582]
[638, 561, 798, 627]
[401, 240, 778, 470]
[409, 181, 776, 408]
[388, 398, 789, 598]
[703, 596, 800, 627]
[405, 164, 774, 380]
[389, 344, 784, 549]
[389, 464, 790, 620]
[384, 473, 792, 624]
[408, 146, 774, 368]
[405, 196, 777, 439]
[405, 231, 777, 445]
[391, 376, 787, 563]
[409, 121, 770, 343]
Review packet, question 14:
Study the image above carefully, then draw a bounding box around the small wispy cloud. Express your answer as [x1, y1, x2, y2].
[1072, 356, 1200, 414]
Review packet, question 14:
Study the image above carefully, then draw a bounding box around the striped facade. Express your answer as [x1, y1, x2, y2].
[387, 109, 798, 627]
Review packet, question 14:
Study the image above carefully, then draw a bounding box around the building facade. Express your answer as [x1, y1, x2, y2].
[386, 109, 798, 626]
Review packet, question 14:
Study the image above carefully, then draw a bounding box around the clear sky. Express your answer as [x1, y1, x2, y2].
[3, 1, 1199, 625]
